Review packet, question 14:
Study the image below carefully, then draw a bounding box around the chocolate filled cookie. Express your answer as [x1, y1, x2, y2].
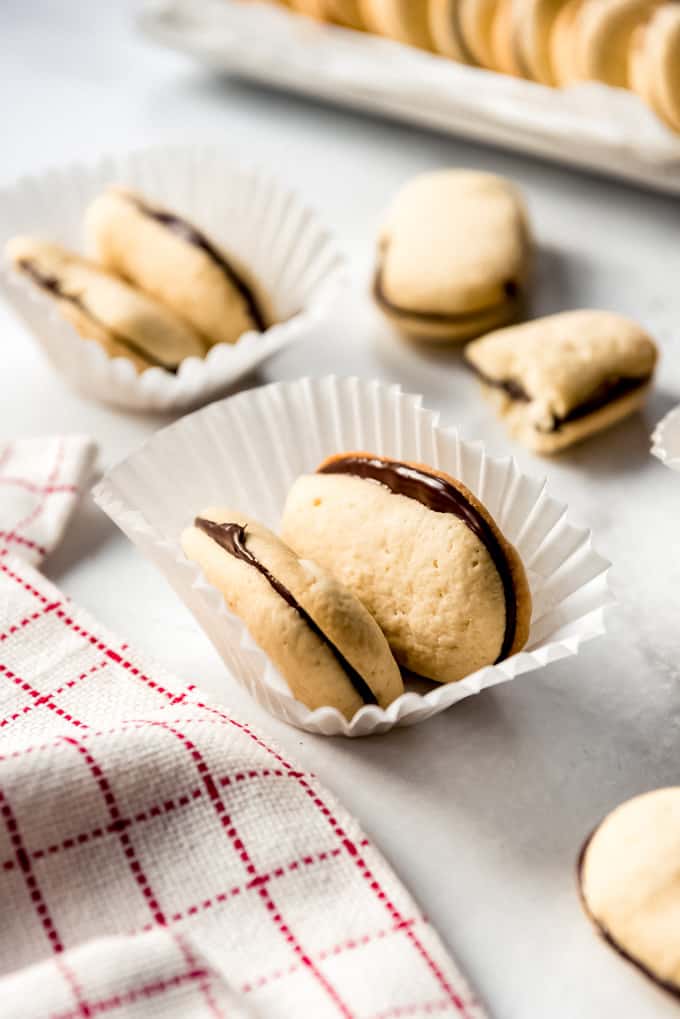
[373, 170, 530, 342]
[86, 188, 266, 348]
[281, 454, 532, 684]
[6, 237, 206, 372]
[464, 309, 658, 453]
[181, 510, 403, 719]
[579, 788, 680, 997]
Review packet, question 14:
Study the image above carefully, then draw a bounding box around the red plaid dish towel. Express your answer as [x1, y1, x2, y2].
[0, 437, 486, 1019]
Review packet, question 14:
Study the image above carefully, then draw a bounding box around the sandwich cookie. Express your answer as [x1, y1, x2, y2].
[579, 788, 680, 997]
[6, 237, 205, 373]
[181, 510, 403, 720]
[428, 0, 474, 61]
[513, 0, 571, 84]
[576, 0, 658, 88]
[86, 188, 266, 349]
[550, 0, 587, 85]
[288, 0, 328, 19]
[358, 0, 434, 49]
[465, 309, 658, 453]
[281, 454, 532, 684]
[641, 4, 680, 133]
[374, 170, 530, 342]
[325, 0, 365, 28]
[490, 0, 525, 75]
[458, 0, 502, 68]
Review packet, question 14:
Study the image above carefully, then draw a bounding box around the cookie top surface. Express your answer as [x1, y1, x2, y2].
[580, 787, 680, 992]
[86, 188, 266, 343]
[377, 170, 529, 316]
[465, 309, 658, 422]
[316, 452, 531, 661]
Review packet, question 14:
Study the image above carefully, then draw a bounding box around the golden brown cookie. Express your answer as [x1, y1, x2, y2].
[182, 509, 403, 720]
[281, 453, 532, 684]
[6, 237, 206, 372]
[465, 310, 658, 453]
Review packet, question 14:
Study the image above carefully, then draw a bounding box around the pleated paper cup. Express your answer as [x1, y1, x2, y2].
[94, 376, 612, 736]
[0, 147, 346, 412]
[652, 405, 680, 472]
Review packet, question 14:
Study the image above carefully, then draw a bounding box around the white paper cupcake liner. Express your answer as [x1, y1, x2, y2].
[651, 405, 680, 472]
[94, 376, 612, 736]
[0, 146, 347, 412]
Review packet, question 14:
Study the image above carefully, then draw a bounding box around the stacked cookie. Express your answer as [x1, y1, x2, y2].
[182, 453, 532, 719]
[371, 168, 659, 454]
[265, 0, 680, 134]
[6, 188, 267, 373]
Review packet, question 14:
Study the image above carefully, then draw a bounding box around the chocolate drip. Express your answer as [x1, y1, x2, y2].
[546, 376, 649, 431]
[318, 457, 517, 663]
[194, 518, 378, 707]
[373, 264, 519, 324]
[20, 259, 76, 302]
[131, 198, 265, 331]
[577, 832, 680, 1002]
[468, 363, 650, 433]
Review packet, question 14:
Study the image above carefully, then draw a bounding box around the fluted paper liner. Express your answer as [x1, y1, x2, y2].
[94, 377, 612, 736]
[652, 405, 680, 473]
[0, 146, 346, 412]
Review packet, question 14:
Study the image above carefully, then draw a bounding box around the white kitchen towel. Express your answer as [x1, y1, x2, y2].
[0, 435, 96, 565]
[0, 437, 486, 1019]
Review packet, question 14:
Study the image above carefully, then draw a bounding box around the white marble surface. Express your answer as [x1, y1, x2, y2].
[3, 3, 680, 1016]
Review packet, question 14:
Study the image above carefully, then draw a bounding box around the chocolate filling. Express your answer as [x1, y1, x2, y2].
[373, 265, 519, 325]
[130, 197, 265, 332]
[18, 258, 172, 371]
[194, 518, 378, 707]
[577, 831, 680, 1001]
[468, 363, 651, 433]
[317, 456, 517, 663]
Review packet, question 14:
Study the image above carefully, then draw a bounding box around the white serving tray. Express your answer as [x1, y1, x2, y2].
[141, 0, 680, 196]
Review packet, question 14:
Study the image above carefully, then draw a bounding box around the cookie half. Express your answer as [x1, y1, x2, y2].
[374, 170, 530, 342]
[281, 454, 532, 684]
[428, 0, 474, 60]
[359, 0, 434, 49]
[579, 788, 680, 998]
[550, 0, 587, 86]
[576, 0, 658, 88]
[6, 237, 206, 372]
[181, 510, 403, 720]
[465, 309, 658, 454]
[490, 0, 524, 75]
[86, 188, 266, 348]
[641, 4, 680, 133]
[458, 0, 502, 67]
[513, 0, 571, 84]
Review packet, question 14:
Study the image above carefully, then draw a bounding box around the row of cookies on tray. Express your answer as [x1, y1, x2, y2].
[263, 0, 680, 134]
[6, 188, 268, 372]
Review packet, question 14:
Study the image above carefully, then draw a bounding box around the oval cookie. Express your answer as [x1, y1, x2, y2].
[373, 170, 530, 342]
[182, 510, 403, 720]
[281, 454, 532, 683]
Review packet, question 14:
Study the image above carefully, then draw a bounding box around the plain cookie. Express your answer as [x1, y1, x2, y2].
[281, 453, 532, 684]
[579, 788, 680, 996]
[86, 188, 266, 348]
[358, 0, 434, 48]
[6, 237, 206, 372]
[464, 309, 658, 454]
[181, 510, 403, 720]
[374, 170, 531, 342]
